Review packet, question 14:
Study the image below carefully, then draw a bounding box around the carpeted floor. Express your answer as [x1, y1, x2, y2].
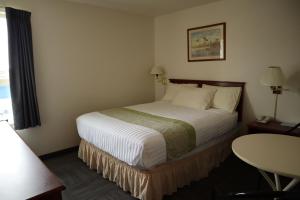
[44, 151, 298, 200]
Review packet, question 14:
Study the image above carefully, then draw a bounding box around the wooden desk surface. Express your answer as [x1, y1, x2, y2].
[232, 134, 300, 179]
[0, 121, 65, 200]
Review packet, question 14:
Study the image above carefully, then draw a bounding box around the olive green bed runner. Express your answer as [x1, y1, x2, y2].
[100, 107, 196, 160]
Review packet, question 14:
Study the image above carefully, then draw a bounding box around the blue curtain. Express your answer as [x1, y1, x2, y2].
[5, 7, 41, 130]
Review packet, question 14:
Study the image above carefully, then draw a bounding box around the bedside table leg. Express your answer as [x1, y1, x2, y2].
[274, 173, 281, 191]
[258, 170, 276, 191]
[283, 179, 299, 191]
[259, 172, 299, 192]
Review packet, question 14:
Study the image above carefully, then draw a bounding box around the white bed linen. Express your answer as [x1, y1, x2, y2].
[76, 101, 237, 169]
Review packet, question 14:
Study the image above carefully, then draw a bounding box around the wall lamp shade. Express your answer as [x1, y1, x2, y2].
[260, 66, 285, 121]
[150, 66, 167, 85]
[260, 66, 284, 87]
[150, 66, 164, 76]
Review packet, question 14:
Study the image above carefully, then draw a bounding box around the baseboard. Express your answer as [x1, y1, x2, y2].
[39, 146, 79, 160]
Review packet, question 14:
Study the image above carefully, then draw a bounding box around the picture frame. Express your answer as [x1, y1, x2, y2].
[187, 22, 226, 62]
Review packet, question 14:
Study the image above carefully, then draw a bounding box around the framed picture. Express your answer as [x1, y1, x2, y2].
[187, 22, 226, 62]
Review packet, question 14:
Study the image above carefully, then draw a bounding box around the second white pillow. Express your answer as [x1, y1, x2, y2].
[171, 88, 216, 110]
[202, 84, 242, 113]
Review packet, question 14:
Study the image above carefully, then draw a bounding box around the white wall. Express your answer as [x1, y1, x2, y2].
[155, 0, 300, 124]
[4, 0, 300, 155]
[4, 0, 154, 155]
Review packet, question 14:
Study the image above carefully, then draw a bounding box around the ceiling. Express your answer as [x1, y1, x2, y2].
[66, 0, 221, 16]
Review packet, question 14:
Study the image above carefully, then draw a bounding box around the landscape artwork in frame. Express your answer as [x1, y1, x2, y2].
[188, 23, 226, 62]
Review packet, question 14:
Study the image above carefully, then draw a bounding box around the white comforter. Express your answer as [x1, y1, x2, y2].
[76, 101, 237, 169]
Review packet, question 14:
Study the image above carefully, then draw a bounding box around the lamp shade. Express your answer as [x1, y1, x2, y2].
[150, 66, 164, 75]
[260, 66, 284, 86]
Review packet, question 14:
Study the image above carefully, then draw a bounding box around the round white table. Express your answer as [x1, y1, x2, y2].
[232, 134, 300, 191]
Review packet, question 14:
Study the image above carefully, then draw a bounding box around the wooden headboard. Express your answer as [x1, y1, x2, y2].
[169, 79, 246, 122]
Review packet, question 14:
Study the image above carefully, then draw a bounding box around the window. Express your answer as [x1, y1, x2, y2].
[0, 9, 13, 123]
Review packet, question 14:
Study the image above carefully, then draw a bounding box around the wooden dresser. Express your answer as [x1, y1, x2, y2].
[0, 121, 65, 200]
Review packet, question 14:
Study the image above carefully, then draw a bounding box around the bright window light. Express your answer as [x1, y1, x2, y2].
[0, 10, 13, 124]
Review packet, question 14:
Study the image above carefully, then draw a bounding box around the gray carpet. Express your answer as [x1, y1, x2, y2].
[44, 151, 298, 200]
[45, 151, 134, 200]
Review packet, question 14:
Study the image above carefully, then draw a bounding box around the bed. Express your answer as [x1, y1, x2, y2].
[76, 79, 245, 200]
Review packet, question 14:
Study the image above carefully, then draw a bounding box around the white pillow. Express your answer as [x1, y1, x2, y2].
[202, 84, 241, 113]
[171, 87, 217, 110]
[161, 83, 198, 101]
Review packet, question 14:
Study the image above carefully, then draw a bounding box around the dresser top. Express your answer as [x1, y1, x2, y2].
[0, 122, 65, 200]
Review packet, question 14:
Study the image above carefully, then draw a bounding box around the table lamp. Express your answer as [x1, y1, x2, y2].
[260, 66, 284, 120]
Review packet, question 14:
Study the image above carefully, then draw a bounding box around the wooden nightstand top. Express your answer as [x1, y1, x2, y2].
[248, 120, 300, 136]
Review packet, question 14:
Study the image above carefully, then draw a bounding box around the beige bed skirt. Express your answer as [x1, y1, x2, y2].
[78, 136, 234, 200]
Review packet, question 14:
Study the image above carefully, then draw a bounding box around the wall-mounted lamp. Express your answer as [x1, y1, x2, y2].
[260, 66, 285, 120]
[150, 66, 167, 85]
[150, 66, 164, 78]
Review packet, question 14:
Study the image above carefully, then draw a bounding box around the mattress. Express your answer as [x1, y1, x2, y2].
[76, 101, 238, 169]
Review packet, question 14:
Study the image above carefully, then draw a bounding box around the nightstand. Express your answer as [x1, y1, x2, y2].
[247, 120, 300, 137]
